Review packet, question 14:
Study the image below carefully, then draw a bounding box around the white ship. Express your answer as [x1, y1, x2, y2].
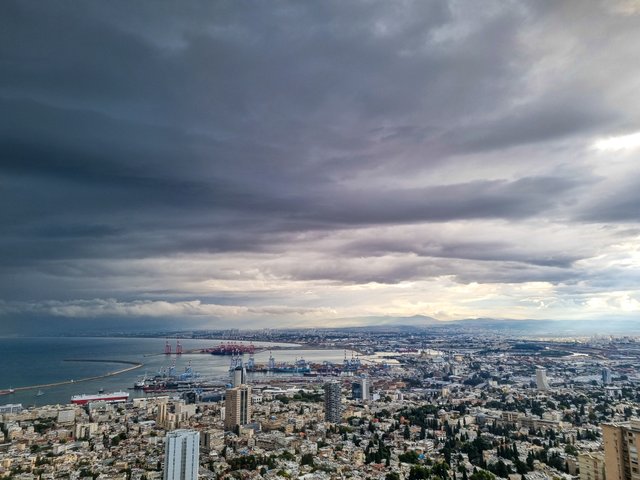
[70, 391, 129, 405]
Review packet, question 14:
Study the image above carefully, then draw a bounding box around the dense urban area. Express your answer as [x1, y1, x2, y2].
[2, 328, 639, 480]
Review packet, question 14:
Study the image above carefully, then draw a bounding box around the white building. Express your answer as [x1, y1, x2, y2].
[536, 367, 550, 391]
[360, 376, 370, 402]
[164, 429, 200, 480]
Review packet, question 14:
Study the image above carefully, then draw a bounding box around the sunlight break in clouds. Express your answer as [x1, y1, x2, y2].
[594, 132, 640, 152]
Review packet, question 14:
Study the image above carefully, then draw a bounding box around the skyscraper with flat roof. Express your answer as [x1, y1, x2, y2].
[163, 429, 199, 480]
[603, 420, 640, 480]
[536, 367, 550, 391]
[352, 375, 370, 402]
[224, 385, 251, 431]
[324, 381, 342, 423]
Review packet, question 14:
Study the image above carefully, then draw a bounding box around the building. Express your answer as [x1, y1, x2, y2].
[157, 398, 169, 428]
[603, 367, 613, 385]
[606, 386, 624, 399]
[163, 429, 200, 480]
[603, 420, 640, 480]
[200, 429, 225, 453]
[352, 376, 370, 402]
[578, 452, 605, 480]
[0, 404, 23, 415]
[324, 381, 342, 423]
[224, 385, 251, 431]
[232, 365, 247, 387]
[157, 399, 195, 430]
[536, 367, 550, 391]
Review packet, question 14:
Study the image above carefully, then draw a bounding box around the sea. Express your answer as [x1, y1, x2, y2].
[0, 337, 356, 407]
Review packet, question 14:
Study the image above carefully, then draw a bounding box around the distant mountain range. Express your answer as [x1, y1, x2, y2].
[332, 314, 640, 335]
[4, 311, 639, 337]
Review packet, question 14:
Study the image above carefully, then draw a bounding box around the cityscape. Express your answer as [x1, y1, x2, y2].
[2, 329, 640, 480]
[2, 1, 640, 480]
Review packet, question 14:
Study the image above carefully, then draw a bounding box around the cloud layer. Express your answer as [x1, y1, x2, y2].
[1, 0, 640, 329]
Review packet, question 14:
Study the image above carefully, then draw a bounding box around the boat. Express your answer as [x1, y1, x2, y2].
[209, 342, 255, 355]
[36, 390, 44, 397]
[134, 372, 149, 389]
[271, 362, 311, 374]
[134, 378, 147, 389]
[266, 355, 311, 374]
[0, 388, 15, 396]
[70, 391, 129, 405]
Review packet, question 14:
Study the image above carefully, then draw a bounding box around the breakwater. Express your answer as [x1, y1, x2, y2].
[7, 359, 143, 392]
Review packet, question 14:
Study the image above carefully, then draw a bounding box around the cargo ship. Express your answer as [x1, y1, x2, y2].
[209, 342, 255, 355]
[70, 391, 129, 405]
[142, 381, 221, 393]
[271, 358, 311, 374]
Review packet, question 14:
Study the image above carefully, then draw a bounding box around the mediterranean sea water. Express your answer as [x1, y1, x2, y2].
[0, 337, 355, 407]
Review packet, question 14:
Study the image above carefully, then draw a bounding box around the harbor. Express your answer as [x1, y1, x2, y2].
[0, 337, 357, 406]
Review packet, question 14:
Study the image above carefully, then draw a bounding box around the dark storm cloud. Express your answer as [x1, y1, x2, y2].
[577, 179, 640, 223]
[316, 175, 586, 224]
[342, 238, 580, 268]
[450, 99, 614, 153]
[1, 0, 640, 324]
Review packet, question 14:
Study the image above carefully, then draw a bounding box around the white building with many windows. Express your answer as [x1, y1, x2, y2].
[163, 429, 200, 480]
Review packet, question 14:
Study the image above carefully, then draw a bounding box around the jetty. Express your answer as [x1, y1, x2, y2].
[4, 359, 143, 393]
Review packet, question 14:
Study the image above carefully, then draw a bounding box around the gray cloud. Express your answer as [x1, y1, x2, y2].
[1, 0, 640, 327]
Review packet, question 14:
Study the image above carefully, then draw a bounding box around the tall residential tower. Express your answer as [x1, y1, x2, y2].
[224, 385, 252, 431]
[536, 367, 551, 391]
[163, 429, 199, 480]
[324, 381, 342, 423]
[603, 420, 640, 480]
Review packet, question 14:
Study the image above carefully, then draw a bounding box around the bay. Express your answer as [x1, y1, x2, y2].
[0, 337, 356, 407]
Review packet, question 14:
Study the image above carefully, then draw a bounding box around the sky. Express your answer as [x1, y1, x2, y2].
[1, 0, 640, 332]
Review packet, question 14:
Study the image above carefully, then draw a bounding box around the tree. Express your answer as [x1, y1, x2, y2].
[493, 460, 510, 478]
[470, 471, 495, 480]
[432, 461, 450, 478]
[409, 465, 431, 480]
[565, 444, 578, 456]
[399, 450, 420, 464]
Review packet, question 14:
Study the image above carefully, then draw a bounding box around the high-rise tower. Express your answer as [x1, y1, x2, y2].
[324, 381, 342, 423]
[224, 385, 251, 431]
[352, 375, 370, 402]
[536, 367, 550, 391]
[232, 364, 246, 387]
[163, 429, 199, 480]
[603, 420, 640, 480]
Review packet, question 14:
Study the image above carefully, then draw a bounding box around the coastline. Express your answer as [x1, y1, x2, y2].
[5, 359, 143, 393]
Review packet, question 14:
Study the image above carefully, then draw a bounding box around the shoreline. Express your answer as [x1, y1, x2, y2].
[5, 359, 143, 393]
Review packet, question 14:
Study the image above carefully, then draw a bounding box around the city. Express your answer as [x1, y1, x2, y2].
[2, 1, 640, 480]
[2, 329, 639, 480]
